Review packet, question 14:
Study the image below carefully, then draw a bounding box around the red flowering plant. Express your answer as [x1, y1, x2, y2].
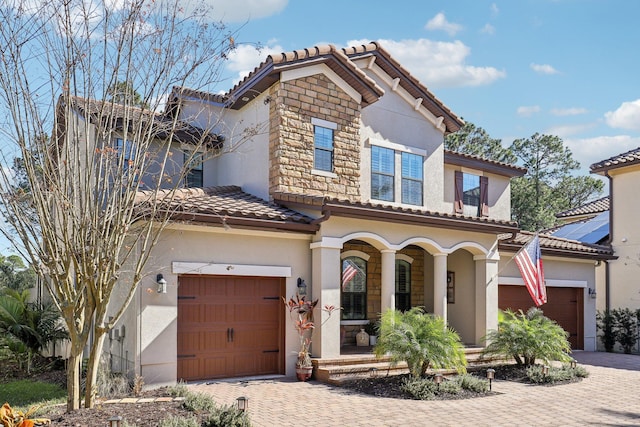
[283, 293, 339, 368]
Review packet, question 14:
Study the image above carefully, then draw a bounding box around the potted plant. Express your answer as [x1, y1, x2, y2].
[283, 293, 338, 381]
[364, 320, 379, 346]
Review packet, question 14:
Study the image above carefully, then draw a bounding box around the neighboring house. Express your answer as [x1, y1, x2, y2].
[591, 148, 640, 314]
[75, 42, 614, 386]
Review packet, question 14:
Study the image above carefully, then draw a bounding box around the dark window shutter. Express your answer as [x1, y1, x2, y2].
[454, 171, 464, 214]
[480, 175, 489, 217]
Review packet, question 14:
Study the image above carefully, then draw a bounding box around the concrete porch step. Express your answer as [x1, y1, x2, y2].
[312, 346, 506, 385]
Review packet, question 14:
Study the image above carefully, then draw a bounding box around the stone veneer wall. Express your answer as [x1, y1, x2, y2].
[269, 74, 361, 200]
[340, 242, 425, 345]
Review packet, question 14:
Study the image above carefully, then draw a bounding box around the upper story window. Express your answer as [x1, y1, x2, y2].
[313, 119, 336, 173]
[370, 139, 425, 206]
[341, 256, 367, 320]
[184, 151, 203, 188]
[401, 152, 423, 205]
[115, 138, 135, 168]
[395, 259, 411, 312]
[371, 146, 395, 202]
[455, 170, 489, 217]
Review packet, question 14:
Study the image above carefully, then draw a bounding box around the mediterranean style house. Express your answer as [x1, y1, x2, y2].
[86, 42, 614, 386]
[591, 148, 640, 314]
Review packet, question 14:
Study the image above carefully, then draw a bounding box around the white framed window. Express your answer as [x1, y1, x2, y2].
[371, 146, 395, 202]
[184, 151, 203, 188]
[115, 138, 135, 167]
[401, 152, 423, 205]
[312, 118, 337, 173]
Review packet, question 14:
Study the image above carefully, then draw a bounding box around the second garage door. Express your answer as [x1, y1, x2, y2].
[177, 275, 284, 381]
[498, 285, 584, 350]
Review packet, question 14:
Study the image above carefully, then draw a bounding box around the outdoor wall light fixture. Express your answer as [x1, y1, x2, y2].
[486, 368, 495, 391]
[588, 288, 597, 299]
[434, 373, 443, 390]
[236, 396, 249, 412]
[108, 415, 122, 427]
[297, 277, 307, 296]
[156, 274, 167, 294]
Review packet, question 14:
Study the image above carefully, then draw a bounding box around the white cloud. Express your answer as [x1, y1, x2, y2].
[425, 12, 463, 37]
[605, 99, 640, 131]
[225, 42, 284, 84]
[530, 63, 559, 75]
[348, 38, 505, 89]
[517, 105, 541, 117]
[490, 3, 499, 17]
[480, 24, 495, 35]
[550, 107, 588, 117]
[564, 134, 640, 170]
[546, 122, 596, 137]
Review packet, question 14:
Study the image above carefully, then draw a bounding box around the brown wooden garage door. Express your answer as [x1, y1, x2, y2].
[499, 285, 584, 350]
[177, 275, 284, 381]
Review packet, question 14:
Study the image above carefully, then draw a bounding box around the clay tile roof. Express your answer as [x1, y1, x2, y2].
[555, 196, 609, 218]
[498, 231, 615, 260]
[273, 192, 519, 234]
[444, 150, 526, 177]
[136, 186, 317, 232]
[63, 95, 220, 147]
[590, 147, 640, 173]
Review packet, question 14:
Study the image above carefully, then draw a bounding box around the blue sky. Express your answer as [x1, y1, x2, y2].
[204, 0, 640, 178]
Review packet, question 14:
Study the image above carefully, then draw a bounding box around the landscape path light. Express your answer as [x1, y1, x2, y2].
[236, 396, 249, 412]
[486, 368, 495, 391]
[108, 416, 122, 427]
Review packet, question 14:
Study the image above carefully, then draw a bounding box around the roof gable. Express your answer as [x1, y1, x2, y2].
[590, 147, 640, 173]
[170, 42, 464, 134]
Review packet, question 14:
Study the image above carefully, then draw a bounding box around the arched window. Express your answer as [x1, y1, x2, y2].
[341, 256, 367, 320]
[395, 259, 411, 312]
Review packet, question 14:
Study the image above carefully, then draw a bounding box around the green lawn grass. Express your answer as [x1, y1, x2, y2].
[0, 379, 66, 408]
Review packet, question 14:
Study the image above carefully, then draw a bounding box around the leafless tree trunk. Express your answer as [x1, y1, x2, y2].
[0, 0, 258, 411]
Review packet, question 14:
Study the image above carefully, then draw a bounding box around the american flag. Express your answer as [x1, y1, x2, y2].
[514, 234, 547, 306]
[342, 260, 359, 291]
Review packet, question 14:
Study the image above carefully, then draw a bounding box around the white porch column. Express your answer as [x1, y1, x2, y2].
[310, 239, 342, 358]
[433, 253, 448, 322]
[380, 249, 396, 313]
[474, 252, 500, 345]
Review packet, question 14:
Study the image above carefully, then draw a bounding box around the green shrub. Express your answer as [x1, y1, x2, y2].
[401, 374, 488, 400]
[401, 377, 437, 400]
[596, 310, 616, 352]
[158, 415, 200, 427]
[375, 307, 467, 377]
[182, 391, 217, 413]
[202, 404, 252, 427]
[167, 380, 190, 397]
[611, 308, 638, 353]
[455, 373, 489, 393]
[482, 308, 571, 366]
[525, 364, 588, 384]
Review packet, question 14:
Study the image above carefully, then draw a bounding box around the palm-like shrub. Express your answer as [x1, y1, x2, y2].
[482, 308, 571, 366]
[374, 307, 467, 378]
[0, 289, 68, 372]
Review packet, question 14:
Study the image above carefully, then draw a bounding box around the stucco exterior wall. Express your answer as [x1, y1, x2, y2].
[179, 94, 272, 199]
[609, 167, 640, 311]
[358, 63, 446, 211]
[120, 225, 313, 386]
[443, 164, 512, 221]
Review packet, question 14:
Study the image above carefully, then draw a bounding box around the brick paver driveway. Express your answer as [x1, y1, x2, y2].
[190, 352, 640, 426]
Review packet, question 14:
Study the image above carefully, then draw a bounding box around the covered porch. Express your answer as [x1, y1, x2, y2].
[309, 227, 503, 361]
